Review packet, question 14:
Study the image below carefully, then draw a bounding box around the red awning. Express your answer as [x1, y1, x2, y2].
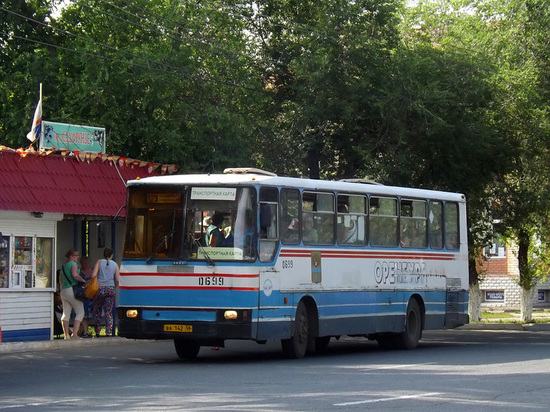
[0, 148, 177, 217]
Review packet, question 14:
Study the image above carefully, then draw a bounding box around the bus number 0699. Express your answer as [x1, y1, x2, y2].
[198, 276, 224, 286]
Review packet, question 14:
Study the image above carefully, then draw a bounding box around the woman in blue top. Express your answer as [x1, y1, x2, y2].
[91, 247, 120, 337]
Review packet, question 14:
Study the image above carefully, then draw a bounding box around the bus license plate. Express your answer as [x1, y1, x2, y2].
[164, 324, 193, 333]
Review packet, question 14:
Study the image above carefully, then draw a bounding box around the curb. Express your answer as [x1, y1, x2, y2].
[459, 322, 550, 332]
[0, 336, 135, 355]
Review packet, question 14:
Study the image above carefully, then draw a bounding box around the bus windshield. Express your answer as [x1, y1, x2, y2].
[123, 185, 256, 262]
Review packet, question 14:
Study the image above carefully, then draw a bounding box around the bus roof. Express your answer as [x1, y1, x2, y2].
[127, 171, 465, 202]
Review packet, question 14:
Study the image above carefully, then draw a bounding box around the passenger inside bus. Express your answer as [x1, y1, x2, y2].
[206, 212, 225, 247]
[302, 215, 318, 243]
[281, 215, 299, 243]
[317, 215, 334, 243]
[337, 204, 357, 244]
[222, 225, 234, 246]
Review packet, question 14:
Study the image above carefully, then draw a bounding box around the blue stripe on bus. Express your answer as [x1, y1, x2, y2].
[119, 289, 258, 308]
[123, 289, 467, 325]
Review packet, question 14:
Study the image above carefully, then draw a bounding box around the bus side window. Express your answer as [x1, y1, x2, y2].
[337, 195, 367, 245]
[445, 202, 459, 250]
[369, 196, 398, 247]
[429, 201, 443, 249]
[303, 191, 334, 245]
[400, 199, 427, 249]
[260, 203, 272, 237]
[259, 187, 279, 262]
[280, 188, 300, 245]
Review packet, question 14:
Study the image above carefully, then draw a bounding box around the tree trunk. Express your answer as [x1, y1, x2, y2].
[468, 258, 482, 322]
[520, 286, 535, 322]
[468, 282, 482, 322]
[517, 228, 534, 322]
[306, 143, 321, 179]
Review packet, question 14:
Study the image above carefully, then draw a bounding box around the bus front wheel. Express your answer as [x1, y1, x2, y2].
[174, 339, 201, 359]
[281, 302, 309, 359]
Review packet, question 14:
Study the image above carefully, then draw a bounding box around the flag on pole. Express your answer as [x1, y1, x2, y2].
[26, 97, 42, 142]
[27, 98, 42, 142]
[26, 83, 43, 143]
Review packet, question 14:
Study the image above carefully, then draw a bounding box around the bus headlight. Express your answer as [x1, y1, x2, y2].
[126, 309, 139, 318]
[224, 310, 238, 320]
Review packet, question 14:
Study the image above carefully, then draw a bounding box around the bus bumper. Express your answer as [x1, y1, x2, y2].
[117, 308, 253, 342]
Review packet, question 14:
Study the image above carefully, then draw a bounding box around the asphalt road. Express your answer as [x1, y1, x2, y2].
[1, 328, 550, 411]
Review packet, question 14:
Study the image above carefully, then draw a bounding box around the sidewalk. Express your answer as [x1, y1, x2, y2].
[0, 336, 135, 354]
[461, 310, 550, 332]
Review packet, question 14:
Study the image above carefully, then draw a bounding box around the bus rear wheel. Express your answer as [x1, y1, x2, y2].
[174, 339, 201, 359]
[395, 299, 422, 349]
[281, 302, 309, 359]
[376, 299, 422, 350]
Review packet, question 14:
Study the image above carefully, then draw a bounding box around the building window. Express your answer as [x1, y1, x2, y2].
[1, 235, 10, 288]
[0, 235, 54, 289]
[485, 235, 506, 257]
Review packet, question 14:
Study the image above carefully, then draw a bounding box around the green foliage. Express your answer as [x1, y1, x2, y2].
[0, 0, 55, 144]
[396, 0, 550, 291]
[1, 0, 265, 171]
[252, 0, 402, 178]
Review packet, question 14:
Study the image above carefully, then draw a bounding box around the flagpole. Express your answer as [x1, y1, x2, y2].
[38, 83, 42, 150]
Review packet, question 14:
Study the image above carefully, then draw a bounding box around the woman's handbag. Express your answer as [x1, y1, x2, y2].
[85, 276, 98, 299]
[73, 282, 87, 301]
[62, 265, 87, 301]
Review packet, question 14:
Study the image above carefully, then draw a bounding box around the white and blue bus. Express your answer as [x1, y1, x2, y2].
[118, 168, 468, 358]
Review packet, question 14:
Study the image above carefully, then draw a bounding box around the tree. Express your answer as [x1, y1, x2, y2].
[406, 0, 550, 321]
[473, 0, 550, 321]
[1, 0, 267, 170]
[375, 0, 517, 320]
[251, 0, 402, 178]
[54, 0, 268, 170]
[0, 0, 56, 146]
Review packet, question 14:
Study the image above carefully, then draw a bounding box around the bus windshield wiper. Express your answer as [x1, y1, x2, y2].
[147, 230, 175, 264]
[191, 235, 215, 267]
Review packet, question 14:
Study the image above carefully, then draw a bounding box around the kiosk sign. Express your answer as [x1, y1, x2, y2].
[40, 121, 105, 153]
